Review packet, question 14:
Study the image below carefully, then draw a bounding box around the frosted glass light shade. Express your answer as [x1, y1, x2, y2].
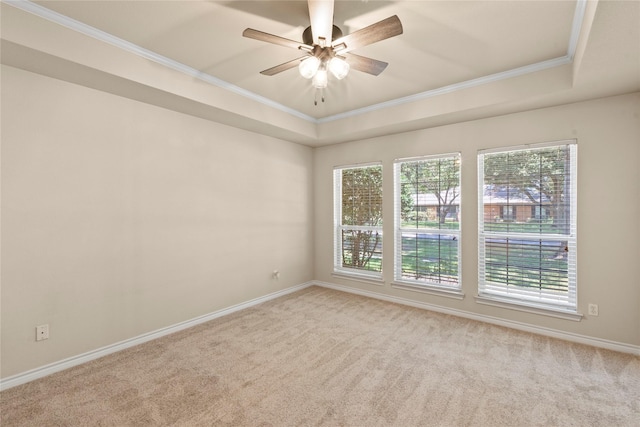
[312, 68, 328, 88]
[299, 56, 320, 79]
[328, 57, 350, 80]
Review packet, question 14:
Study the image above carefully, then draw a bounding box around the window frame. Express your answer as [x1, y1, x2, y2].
[393, 153, 462, 292]
[477, 140, 578, 313]
[333, 163, 384, 281]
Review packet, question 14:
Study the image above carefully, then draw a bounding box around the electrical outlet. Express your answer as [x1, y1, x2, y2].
[36, 324, 49, 341]
[588, 304, 599, 316]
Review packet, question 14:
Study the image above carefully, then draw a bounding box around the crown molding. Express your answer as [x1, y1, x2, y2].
[568, 0, 588, 61]
[317, 56, 573, 124]
[4, 0, 587, 126]
[2, 0, 316, 123]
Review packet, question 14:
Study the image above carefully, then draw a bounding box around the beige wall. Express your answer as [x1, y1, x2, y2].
[1, 65, 314, 378]
[314, 92, 640, 347]
[2, 62, 638, 381]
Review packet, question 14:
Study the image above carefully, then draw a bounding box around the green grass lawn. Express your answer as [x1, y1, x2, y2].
[400, 219, 460, 230]
[484, 220, 562, 234]
[484, 239, 568, 291]
[341, 231, 569, 293]
[399, 234, 458, 283]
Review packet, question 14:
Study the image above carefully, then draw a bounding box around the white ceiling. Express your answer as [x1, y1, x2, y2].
[2, 1, 639, 146]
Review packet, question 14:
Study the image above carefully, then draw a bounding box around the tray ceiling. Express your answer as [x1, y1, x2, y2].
[2, 1, 639, 145]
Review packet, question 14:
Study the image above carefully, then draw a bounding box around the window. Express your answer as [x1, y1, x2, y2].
[478, 141, 577, 312]
[394, 154, 461, 288]
[333, 164, 383, 278]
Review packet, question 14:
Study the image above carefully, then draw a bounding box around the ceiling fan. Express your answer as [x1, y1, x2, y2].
[243, 0, 403, 103]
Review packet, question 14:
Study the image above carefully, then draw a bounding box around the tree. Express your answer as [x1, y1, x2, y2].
[483, 146, 572, 259]
[400, 157, 460, 225]
[341, 166, 383, 270]
[483, 146, 570, 233]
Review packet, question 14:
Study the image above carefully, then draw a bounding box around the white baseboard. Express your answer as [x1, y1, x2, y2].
[313, 280, 640, 356]
[3, 279, 636, 391]
[0, 282, 314, 391]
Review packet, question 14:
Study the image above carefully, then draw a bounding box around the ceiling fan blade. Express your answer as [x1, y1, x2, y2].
[308, 0, 335, 46]
[260, 57, 308, 76]
[243, 28, 307, 51]
[343, 53, 388, 76]
[332, 15, 403, 53]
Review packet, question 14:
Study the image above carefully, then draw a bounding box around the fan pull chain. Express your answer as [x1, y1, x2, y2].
[313, 88, 326, 106]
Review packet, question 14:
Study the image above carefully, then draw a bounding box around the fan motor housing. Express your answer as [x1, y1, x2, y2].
[302, 25, 343, 46]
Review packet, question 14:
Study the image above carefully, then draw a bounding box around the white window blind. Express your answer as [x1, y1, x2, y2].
[333, 164, 383, 278]
[394, 154, 461, 288]
[478, 141, 577, 311]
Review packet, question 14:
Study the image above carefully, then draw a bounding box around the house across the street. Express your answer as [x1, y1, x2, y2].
[411, 185, 552, 223]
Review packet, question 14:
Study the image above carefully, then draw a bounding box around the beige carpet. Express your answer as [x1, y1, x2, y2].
[1, 286, 639, 426]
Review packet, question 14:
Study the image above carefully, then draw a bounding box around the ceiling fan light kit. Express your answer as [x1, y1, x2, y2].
[328, 57, 350, 80]
[299, 56, 321, 79]
[243, 0, 403, 105]
[312, 68, 328, 89]
[300, 56, 349, 82]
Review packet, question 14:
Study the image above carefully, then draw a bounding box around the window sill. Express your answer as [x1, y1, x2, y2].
[475, 295, 583, 321]
[332, 271, 385, 286]
[391, 281, 464, 300]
